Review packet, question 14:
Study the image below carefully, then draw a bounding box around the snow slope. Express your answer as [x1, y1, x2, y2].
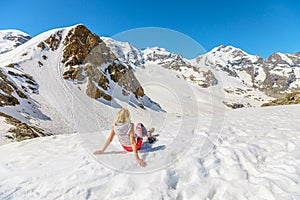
[0, 105, 299, 199]
[0, 26, 79, 138]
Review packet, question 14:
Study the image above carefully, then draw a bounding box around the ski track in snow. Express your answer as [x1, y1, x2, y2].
[0, 105, 300, 199]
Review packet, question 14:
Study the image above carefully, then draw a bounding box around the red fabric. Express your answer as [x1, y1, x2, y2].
[122, 137, 143, 152]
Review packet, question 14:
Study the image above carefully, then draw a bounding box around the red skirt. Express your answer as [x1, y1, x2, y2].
[122, 137, 143, 152]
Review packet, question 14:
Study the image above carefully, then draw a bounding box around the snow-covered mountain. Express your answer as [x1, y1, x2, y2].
[101, 37, 145, 68]
[100, 38, 218, 89]
[195, 45, 300, 98]
[142, 46, 219, 88]
[0, 25, 161, 142]
[0, 30, 31, 54]
[104, 41, 274, 108]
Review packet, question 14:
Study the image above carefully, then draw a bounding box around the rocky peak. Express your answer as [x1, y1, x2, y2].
[142, 47, 187, 69]
[60, 25, 158, 109]
[143, 47, 172, 58]
[101, 37, 145, 68]
[211, 45, 239, 53]
[294, 52, 300, 57]
[62, 25, 108, 66]
[207, 45, 261, 63]
[265, 52, 293, 66]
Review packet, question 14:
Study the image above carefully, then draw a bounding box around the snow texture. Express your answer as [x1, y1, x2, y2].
[0, 105, 300, 199]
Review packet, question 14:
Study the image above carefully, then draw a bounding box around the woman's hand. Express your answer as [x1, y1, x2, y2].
[93, 150, 104, 155]
[137, 158, 146, 167]
[94, 128, 115, 155]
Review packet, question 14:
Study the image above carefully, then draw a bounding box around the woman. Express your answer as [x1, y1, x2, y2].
[93, 108, 155, 167]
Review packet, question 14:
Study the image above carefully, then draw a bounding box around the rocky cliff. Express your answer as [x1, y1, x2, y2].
[261, 90, 300, 107]
[36, 25, 156, 107]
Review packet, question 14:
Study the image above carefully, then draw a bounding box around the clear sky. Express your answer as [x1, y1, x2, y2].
[1, 0, 300, 58]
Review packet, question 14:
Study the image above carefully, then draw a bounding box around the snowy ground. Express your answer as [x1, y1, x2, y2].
[0, 105, 300, 199]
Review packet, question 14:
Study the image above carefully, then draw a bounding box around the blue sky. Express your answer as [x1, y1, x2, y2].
[1, 0, 300, 58]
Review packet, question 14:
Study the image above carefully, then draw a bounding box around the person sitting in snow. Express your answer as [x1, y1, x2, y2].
[94, 108, 155, 167]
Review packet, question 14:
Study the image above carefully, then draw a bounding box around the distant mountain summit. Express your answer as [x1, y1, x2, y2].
[195, 45, 300, 98]
[101, 37, 145, 68]
[0, 30, 31, 54]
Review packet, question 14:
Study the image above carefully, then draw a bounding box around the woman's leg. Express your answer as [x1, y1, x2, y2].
[135, 123, 156, 143]
[135, 123, 147, 137]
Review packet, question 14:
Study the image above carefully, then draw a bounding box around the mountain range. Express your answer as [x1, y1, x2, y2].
[0, 24, 299, 142]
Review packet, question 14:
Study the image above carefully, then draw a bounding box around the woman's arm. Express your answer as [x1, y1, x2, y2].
[94, 127, 115, 155]
[130, 125, 146, 167]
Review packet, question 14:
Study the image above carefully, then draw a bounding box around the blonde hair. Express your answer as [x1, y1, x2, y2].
[114, 108, 130, 125]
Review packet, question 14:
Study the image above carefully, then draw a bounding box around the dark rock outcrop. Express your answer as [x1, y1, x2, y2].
[261, 90, 300, 107]
[106, 62, 144, 98]
[223, 101, 251, 109]
[0, 69, 28, 106]
[0, 112, 50, 141]
[62, 25, 104, 66]
[61, 25, 147, 102]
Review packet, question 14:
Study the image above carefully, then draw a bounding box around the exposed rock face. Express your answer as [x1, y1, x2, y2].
[0, 112, 50, 141]
[102, 37, 145, 68]
[260, 52, 299, 98]
[37, 41, 46, 50]
[84, 64, 112, 101]
[62, 25, 104, 66]
[144, 47, 188, 70]
[261, 90, 300, 107]
[45, 30, 63, 51]
[143, 47, 218, 88]
[106, 62, 144, 98]
[37, 30, 63, 51]
[0, 68, 29, 106]
[223, 101, 251, 109]
[61, 25, 147, 104]
[7, 70, 38, 94]
[196, 46, 300, 98]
